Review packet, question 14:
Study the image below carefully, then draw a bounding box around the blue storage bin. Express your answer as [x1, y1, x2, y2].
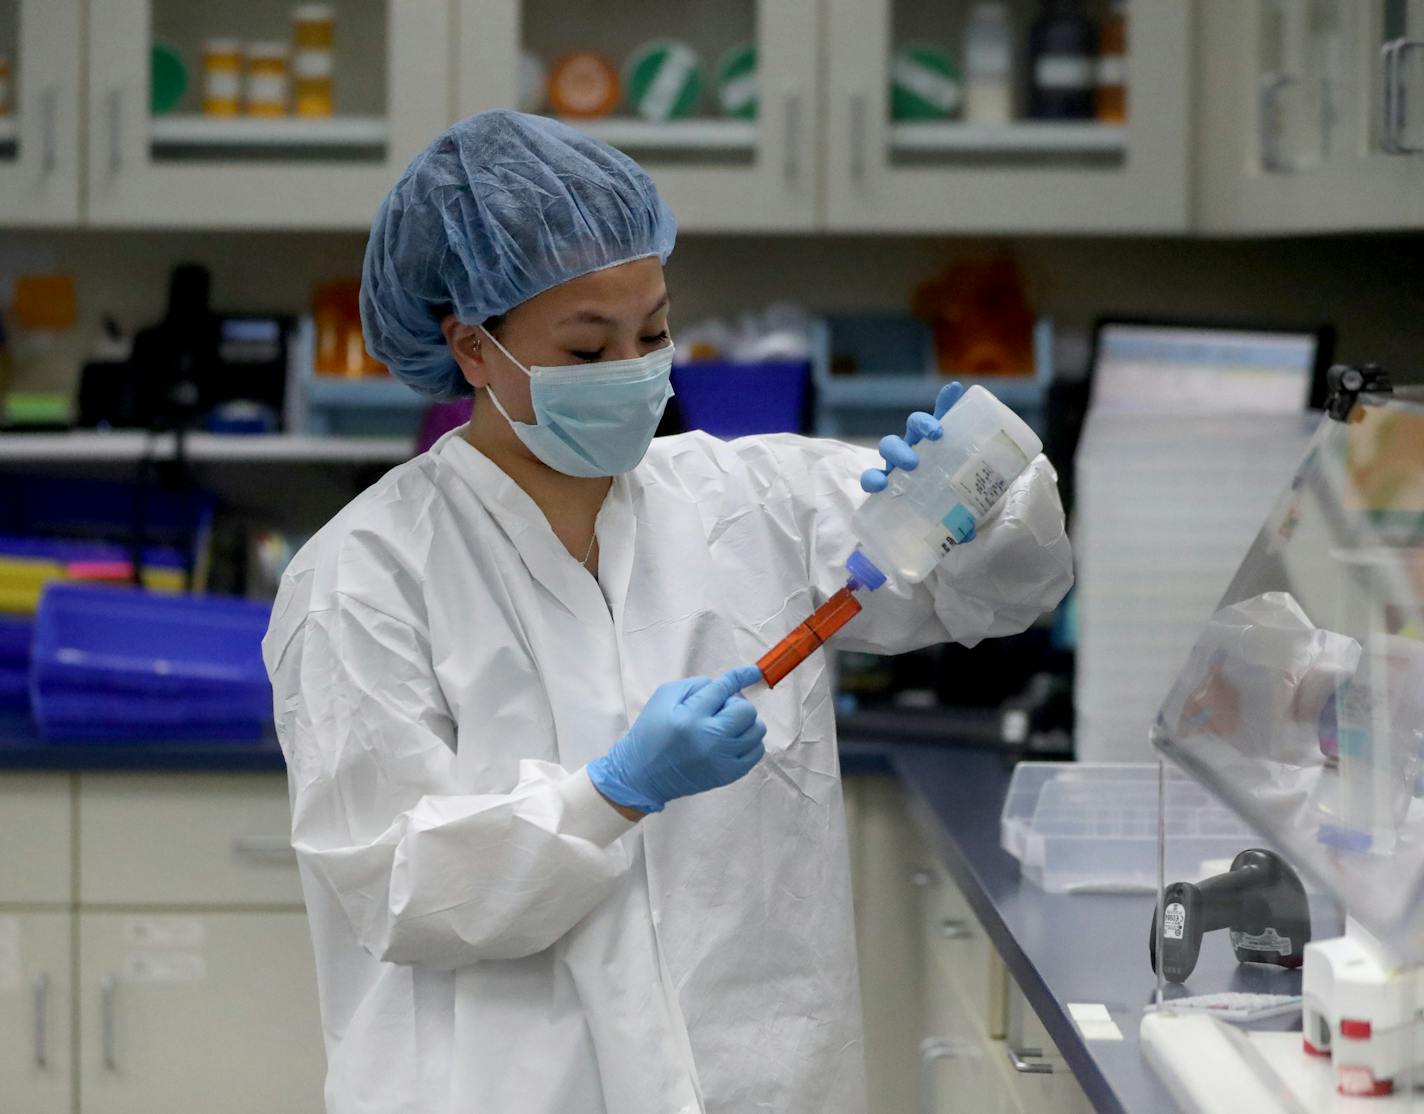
[670, 360, 810, 438]
[31, 584, 272, 741]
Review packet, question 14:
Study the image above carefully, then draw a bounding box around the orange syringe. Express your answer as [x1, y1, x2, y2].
[755, 552, 888, 688]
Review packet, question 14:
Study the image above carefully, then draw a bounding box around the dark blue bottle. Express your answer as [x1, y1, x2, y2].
[1028, 0, 1098, 120]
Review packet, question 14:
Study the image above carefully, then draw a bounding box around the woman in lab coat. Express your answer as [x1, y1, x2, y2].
[263, 109, 1073, 1114]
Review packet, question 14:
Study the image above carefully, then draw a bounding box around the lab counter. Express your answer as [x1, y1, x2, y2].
[0, 717, 1318, 1114]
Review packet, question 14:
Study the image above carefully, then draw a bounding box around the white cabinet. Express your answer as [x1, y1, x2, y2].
[1197, 0, 1424, 232]
[0, 0, 82, 223]
[823, 0, 1191, 233]
[85, 0, 452, 227]
[0, 773, 72, 904]
[455, 0, 821, 231]
[0, 912, 73, 1114]
[78, 911, 324, 1114]
[848, 773, 1092, 1114]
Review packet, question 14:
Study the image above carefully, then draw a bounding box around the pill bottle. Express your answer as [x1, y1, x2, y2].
[1096, 0, 1127, 123]
[963, 3, 1014, 126]
[1027, 0, 1097, 121]
[292, 4, 335, 117]
[246, 43, 290, 116]
[548, 51, 620, 118]
[203, 40, 243, 117]
[850, 385, 1041, 584]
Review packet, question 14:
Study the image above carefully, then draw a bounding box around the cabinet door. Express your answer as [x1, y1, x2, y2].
[85, 0, 451, 227]
[79, 911, 324, 1114]
[0, 0, 82, 223]
[0, 773, 72, 905]
[993, 977, 1093, 1114]
[1197, 0, 1424, 232]
[0, 912, 73, 1114]
[456, 0, 820, 231]
[824, 0, 1190, 233]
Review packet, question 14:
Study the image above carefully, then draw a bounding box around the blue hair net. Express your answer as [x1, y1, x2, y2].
[361, 110, 678, 401]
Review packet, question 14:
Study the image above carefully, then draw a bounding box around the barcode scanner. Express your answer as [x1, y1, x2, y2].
[1149, 849, 1311, 984]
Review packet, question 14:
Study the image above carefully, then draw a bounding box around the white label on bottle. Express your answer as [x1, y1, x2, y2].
[293, 49, 334, 79]
[966, 45, 1012, 80]
[205, 71, 241, 100]
[949, 431, 1029, 518]
[719, 72, 758, 114]
[892, 57, 962, 113]
[124, 916, 205, 949]
[124, 952, 206, 982]
[1035, 55, 1094, 91]
[0, 916, 19, 990]
[1096, 55, 1127, 86]
[1163, 902, 1186, 940]
[247, 74, 290, 105]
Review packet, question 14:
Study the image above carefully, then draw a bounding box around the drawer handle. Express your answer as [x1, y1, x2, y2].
[919, 1036, 959, 1114]
[101, 975, 118, 1072]
[232, 835, 297, 864]
[938, 918, 973, 941]
[1006, 1043, 1054, 1075]
[33, 972, 49, 1070]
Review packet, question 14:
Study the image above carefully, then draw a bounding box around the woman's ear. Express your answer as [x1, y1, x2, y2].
[442, 315, 490, 389]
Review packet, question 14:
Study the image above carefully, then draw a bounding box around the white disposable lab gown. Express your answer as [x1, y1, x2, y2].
[263, 428, 1072, 1114]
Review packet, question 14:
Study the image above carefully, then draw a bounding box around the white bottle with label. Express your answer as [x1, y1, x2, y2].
[850, 385, 1041, 584]
[962, 2, 1014, 126]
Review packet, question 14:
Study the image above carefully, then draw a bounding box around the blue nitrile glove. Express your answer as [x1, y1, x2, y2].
[859, 381, 975, 542]
[587, 665, 769, 814]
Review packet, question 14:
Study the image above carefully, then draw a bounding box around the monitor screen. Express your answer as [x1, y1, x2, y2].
[1090, 323, 1322, 414]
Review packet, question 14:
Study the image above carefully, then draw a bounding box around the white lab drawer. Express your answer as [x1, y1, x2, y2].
[919, 853, 1007, 1039]
[78, 774, 301, 907]
[0, 774, 73, 905]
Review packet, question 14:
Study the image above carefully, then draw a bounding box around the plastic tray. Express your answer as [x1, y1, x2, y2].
[1001, 762, 1258, 894]
[31, 584, 271, 740]
[671, 359, 810, 438]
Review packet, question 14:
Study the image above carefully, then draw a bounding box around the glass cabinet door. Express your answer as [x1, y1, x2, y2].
[85, 0, 452, 227]
[0, 0, 81, 224]
[824, 0, 1190, 233]
[456, 0, 820, 231]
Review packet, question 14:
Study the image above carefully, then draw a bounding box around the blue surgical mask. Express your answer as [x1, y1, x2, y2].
[480, 326, 676, 478]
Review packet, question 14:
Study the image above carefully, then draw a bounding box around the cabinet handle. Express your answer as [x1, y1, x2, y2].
[1382, 39, 1424, 154]
[1259, 72, 1297, 173]
[33, 972, 49, 1070]
[1005, 1042, 1054, 1074]
[106, 89, 123, 177]
[40, 86, 59, 177]
[783, 89, 803, 182]
[232, 835, 298, 864]
[101, 975, 119, 1072]
[919, 1037, 958, 1114]
[938, 918, 973, 941]
[848, 90, 867, 181]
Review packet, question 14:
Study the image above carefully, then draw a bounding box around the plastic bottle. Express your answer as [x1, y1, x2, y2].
[292, 4, 336, 117]
[1095, 0, 1127, 123]
[202, 40, 243, 117]
[1027, 0, 1097, 121]
[245, 43, 290, 117]
[962, 2, 1014, 126]
[850, 385, 1042, 584]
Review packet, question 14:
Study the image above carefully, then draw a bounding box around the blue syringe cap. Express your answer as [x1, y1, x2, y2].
[846, 549, 887, 592]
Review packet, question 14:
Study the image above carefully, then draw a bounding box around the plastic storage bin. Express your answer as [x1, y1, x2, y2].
[1000, 762, 1258, 893]
[30, 584, 272, 741]
[670, 360, 810, 438]
[0, 615, 31, 711]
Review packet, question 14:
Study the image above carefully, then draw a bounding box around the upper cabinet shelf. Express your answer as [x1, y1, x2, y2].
[0, 0, 1419, 233]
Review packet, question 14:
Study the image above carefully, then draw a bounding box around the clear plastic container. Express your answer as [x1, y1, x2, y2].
[1001, 762, 1259, 893]
[851, 384, 1041, 584]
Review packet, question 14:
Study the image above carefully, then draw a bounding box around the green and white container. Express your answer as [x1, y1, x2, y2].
[624, 39, 703, 122]
[890, 43, 962, 121]
[714, 43, 757, 119]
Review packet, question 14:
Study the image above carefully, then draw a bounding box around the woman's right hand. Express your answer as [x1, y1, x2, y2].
[587, 665, 768, 816]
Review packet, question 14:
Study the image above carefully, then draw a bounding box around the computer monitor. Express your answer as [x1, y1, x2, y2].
[1088, 319, 1335, 414]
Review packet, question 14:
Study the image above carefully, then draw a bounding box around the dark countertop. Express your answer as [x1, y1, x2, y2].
[0, 715, 285, 771]
[892, 743, 1338, 1114]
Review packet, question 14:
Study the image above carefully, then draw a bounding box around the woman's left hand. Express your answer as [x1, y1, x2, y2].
[859, 384, 973, 539]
